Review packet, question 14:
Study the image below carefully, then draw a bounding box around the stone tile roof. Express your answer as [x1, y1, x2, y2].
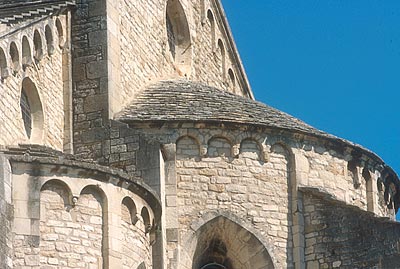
[0, 0, 75, 25]
[117, 80, 333, 137]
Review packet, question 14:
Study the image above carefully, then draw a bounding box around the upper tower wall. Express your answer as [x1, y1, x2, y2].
[116, 0, 252, 112]
[71, 0, 252, 127]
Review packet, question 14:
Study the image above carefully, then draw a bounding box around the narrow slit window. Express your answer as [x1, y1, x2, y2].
[166, 15, 176, 59]
[20, 89, 32, 138]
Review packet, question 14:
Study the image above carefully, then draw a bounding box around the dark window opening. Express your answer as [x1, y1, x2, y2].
[20, 89, 32, 138]
[198, 239, 233, 269]
[200, 262, 227, 269]
[166, 15, 176, 59]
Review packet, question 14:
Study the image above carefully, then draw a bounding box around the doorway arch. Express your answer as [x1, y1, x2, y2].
[190, 215, 275, 269]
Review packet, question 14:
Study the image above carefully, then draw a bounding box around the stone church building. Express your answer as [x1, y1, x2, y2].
[0, 0, 399, 268]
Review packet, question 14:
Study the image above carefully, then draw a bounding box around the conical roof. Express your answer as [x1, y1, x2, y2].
[117, 80, 334, 138]
[116, 79, 398, 184]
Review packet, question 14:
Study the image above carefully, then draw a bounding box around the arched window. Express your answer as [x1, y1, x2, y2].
[20, 89, 32, 138]
[217, 39, 225, 78]
[22, 36, 32, 69]
[20, 78, 44, 142]
[141, 207, 151, 233]
[363, 167, 374, 212]
[0, 47, 9, 79]
[33, 30, 43, 61]
[9, 41, 20, 72]
[166, 0, 192, 76]
[55, 18, 65, 48]
[121, 197, 138, 225]
[348, 160, 361, 189]
[228, 68, 235, 92]
[207, 10, 215, 50]
[45, 25, 55, 55]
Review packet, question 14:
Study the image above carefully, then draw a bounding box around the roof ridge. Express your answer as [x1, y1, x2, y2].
[0, 0, 64, 9]
[0, 0, 75, 25]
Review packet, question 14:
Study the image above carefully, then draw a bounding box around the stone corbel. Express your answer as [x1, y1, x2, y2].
[71, 195, 79, 206]
[348, 159, 362, 188]
[161, 143, 176, 162]
[232, 144, 240, 158]
[200, 144, 208, 157]
[353, 166, 362, 188]
[261, 145, 269, 162]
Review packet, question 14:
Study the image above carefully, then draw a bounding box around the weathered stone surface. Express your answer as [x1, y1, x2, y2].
[0, 1, 399, 269]
[303, 192, 400, 269]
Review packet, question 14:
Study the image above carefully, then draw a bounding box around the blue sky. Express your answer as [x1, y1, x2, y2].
[222, 1, 400, 177]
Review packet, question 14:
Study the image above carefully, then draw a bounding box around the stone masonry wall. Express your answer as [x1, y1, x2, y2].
[118, 0, 246, 112]
[121, 199, 152, 269]
[115, 123, 396, 268]
[40, 182, 104, 268]
[173, 132, 293, 268]
[302, 146, 367, 210]
[296, 140, 389, 218]
[0, 156, 12, 269]
[0, 16, 66, 150]
[303, 192, 400, 269]
[71, 0, 249, 161]
[11, 159, 157, 269]
[71, 0, 109, 160]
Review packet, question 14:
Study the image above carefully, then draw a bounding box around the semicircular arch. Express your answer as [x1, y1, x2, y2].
[166, 0, 192, 76]
[176, 135, 201, 159]
[207, 136, 233, 158]
[40, 179, 73, 207]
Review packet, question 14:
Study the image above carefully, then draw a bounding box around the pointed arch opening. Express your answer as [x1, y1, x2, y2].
[166, 0, 192, 76]
[192, 216, 275, 269]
